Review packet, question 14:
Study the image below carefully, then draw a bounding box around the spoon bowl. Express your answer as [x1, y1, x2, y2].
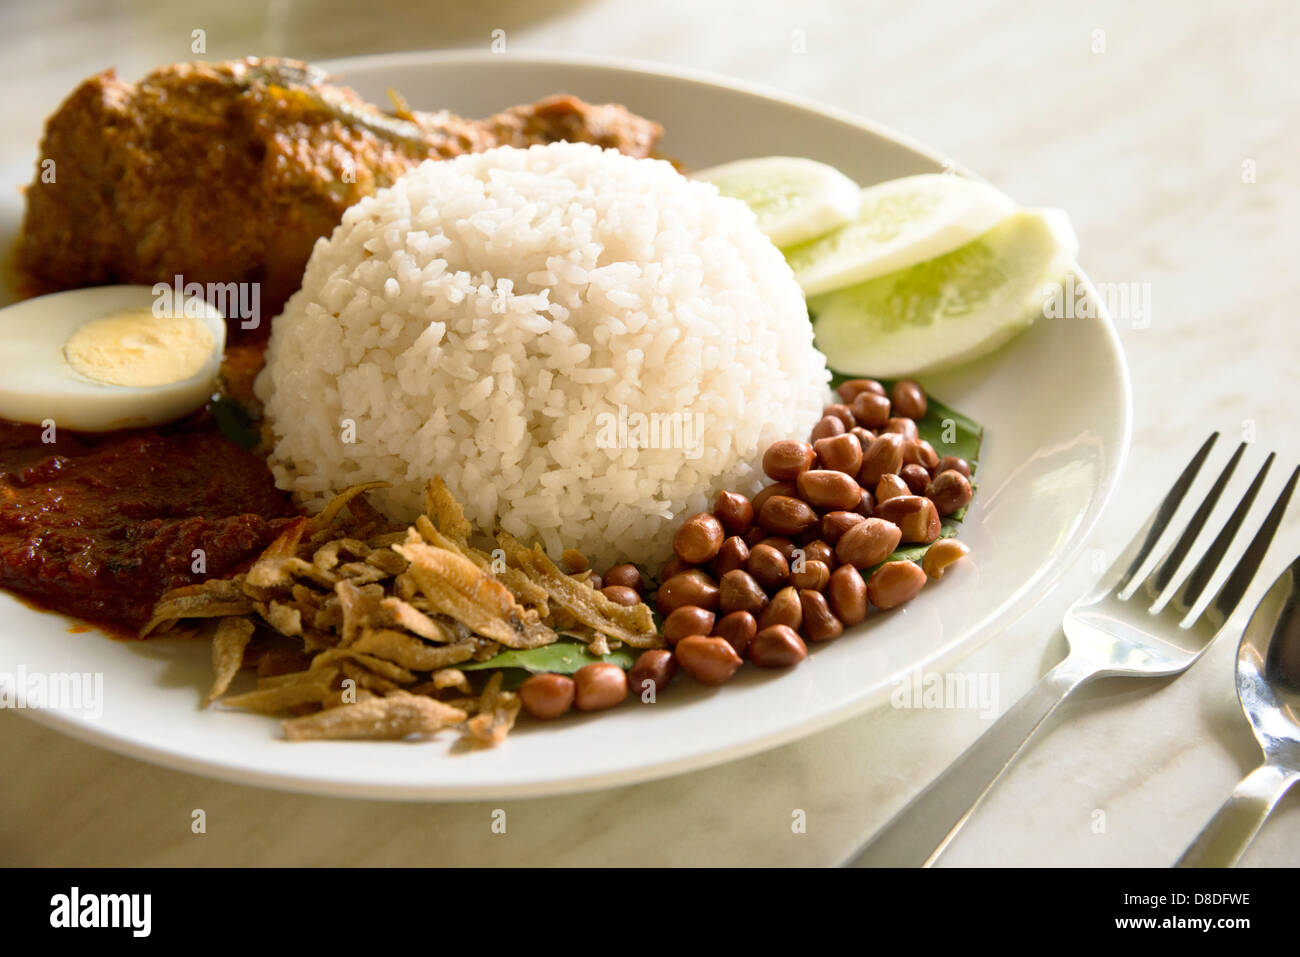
[1177, 555, 1300, 866]
[1244, 560, 1300, 762]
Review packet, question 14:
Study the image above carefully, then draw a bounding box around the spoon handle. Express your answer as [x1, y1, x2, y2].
[1175, 762, 1300, 867]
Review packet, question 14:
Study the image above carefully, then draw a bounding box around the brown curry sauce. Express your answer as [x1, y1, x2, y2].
[0, 409, 299, 636]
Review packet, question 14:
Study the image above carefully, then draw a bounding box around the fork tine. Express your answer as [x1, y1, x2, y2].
[1199, 465, 1300, 631]
[1141, 442, 1246, 601]
[1106, 432, 1218, 596]
[1167, 453, 1274, 616]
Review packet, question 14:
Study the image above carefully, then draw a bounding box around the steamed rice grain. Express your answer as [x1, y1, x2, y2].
[255, 141, 830, 570]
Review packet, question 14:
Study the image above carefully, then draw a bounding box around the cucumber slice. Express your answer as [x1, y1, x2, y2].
[810, 208, 1079, 378]
[784, 174, 1017, 296]
[693, 156, 862, 247]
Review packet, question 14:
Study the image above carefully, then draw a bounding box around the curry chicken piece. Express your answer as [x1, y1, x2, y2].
[18, 57, 663, 324]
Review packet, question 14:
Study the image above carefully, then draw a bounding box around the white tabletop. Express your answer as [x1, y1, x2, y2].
[2, 0, 1298, 866]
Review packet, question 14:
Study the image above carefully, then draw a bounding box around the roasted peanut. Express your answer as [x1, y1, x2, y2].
[573, 663, 629, 711]
[925, 469, 973, 517]
[758, 536, 798, 561]
[713, 490, 755, 536]
[922, 538, 971, 579]
[674, 512, 725, 563]
[890, 379, 928, 420]
[711, 535, 750, 577]
[659, 555, 694, 582]
[719, 569, 769, 615]
[662, 605, 716, 645]
[751, 481, 797, 513]
[756, 586, 803, 631]
[629, 650, 678, 698]
[858, 432, 906, 487]
[904, 438, 940, 471]
[803, 540, 835, 567]
[601, 584, 641, 606]
[790, 559, 831, 591]
[900, 463, 931, 495]
[799, 589, 844, 642]
[836, 378, 887, 402]
[883, 416, 919, 440]
[875, 473, 909, 502]
[797, 469, 863, 511]
[758, 495, 819, 536]
[866, 560, 926, 609]
[821, 510, 865, 545]
[746, 543, 790, 590]
[835, 517, 902, 569]
[936, 455, 972, 480]
[850, 426, 876, 449]
[811, 415, 847, 441]
[763, 440, 817, 482]
[795, 528, 821, 549]
[875, 494, 941, 544]
[748, 625, 808, 668]
[826, 564, 868, 625]
[851, 391, 891, 428]
[518, 673, 576, 719]
[656, 570, 719, 614]
[603, 563, 644, 591]
[675, 635, 743, 685]
[854, 489, 876, 518]
[712, 610, 758, 657]
[823, 403, 856, 430]
[814, 432, 864, 476]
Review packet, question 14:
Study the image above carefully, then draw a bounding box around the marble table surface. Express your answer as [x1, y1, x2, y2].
[2, 0, 1298, 866]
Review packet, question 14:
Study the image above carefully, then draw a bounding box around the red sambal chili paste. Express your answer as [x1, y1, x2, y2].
[0, 415, 299, 634]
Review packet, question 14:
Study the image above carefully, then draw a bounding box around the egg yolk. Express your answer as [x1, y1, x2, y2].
[63, 308, 215, 388]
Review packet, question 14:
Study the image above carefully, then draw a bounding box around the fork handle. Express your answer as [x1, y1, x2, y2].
[844, 656, 1094, 867]
[1175, 762, 1300, 867]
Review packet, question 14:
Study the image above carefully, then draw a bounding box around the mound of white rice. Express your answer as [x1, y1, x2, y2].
[255, 141, 830, 570]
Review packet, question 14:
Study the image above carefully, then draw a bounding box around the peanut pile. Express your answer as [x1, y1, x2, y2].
[518, 378, 974, 718]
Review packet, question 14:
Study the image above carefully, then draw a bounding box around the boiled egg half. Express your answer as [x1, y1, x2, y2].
[0, 285, 226, 431]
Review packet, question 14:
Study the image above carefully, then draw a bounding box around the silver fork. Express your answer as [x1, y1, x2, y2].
[845, 433, 1300, 867]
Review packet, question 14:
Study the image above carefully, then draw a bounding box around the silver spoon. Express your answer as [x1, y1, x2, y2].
[1177, 554, 1300, 866]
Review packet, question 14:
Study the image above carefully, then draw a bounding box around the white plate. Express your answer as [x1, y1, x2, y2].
[0, 51, 1131, 799]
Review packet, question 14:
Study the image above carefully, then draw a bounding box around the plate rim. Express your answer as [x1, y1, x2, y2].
[3, 49, 1132, 800]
